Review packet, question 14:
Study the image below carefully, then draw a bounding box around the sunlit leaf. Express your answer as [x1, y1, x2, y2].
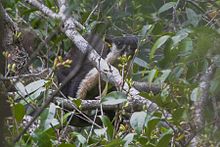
[190, 87, 202, 102]
[186, 8, 201, 27]
[25, 79, 46, 94]
[130, 111, 148, 134]
[171, 29, 190, 47]
[94, 128, 107, 137]
[158, 2, 176, 14]
[101, 91, 127, 105]
[15, 82, 27, 97]
[150, 35, 170, 60]
[123, 133, 135, 147]
[134, 57, 149, 68]
[44, 103, 58, 130]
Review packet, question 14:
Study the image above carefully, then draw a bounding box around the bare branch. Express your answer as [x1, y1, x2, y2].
[25, 0, 60, 19]
[0, 69, 49, 80]
[54, 97, 151, 111]
[191, 63, 216, 145]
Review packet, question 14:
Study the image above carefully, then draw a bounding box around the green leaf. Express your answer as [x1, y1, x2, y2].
[190, 87, 202, 102]
[171, 29, 190, 47]
[186, 8, 201, 27]
[146, 117, 160, 137]
[71, 132, 86, 144]
[123, 133, 135, 147]
[156, 130, 173, 147]
[140, 25, 153, 39]
[158, 2, 176, 14]
[100, 115, 114, 140]
[19, 87, 46, 105]
[148, 69, 158, 85]
[94, 128, 107, 137]
[33, 128, 54, 147]
[154, 69, 171, 84]
[15, 82, 27, 97]
[73, 98, 82, 107]
[150, 35, 170, 60]
[13, 103, 25, 122]
[179, 37, 193, 57]
[25, 79, 46, 94]
[173, 107, 184, 123]
[101, 91, 127, 105]
[130, 111, 148, 134]
[134, 57, 149, 68]
[44, 103, 58, 130]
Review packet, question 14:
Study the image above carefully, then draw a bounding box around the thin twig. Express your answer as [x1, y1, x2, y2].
[0, 69, 49, 80]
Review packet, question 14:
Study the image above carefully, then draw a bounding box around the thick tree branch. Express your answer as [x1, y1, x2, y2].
[25, 0, 60, 19]
[191, 63, 216, 146]
[54, 97, 152, 111]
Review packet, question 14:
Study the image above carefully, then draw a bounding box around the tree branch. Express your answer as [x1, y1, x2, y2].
[191, 62, 216, 146]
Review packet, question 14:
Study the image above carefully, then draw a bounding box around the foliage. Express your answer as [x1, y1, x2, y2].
[2, 0, 220, 146]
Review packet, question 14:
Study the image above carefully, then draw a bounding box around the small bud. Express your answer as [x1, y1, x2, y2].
[12, 63, 16, 72]
[7, 64, 11, 69]
[58, 56, 63, 62]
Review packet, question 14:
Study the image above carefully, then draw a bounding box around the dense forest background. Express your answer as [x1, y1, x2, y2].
[1, 0, 220, 146]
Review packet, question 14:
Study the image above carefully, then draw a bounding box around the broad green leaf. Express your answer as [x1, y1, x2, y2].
[15, 82, 27, 97]
[44, 103, 58, 130]
[146, 117, 160, 137]
[100, 115, 114, 141]
[123, 133, 135, 147]
[155, 69, 171, 84]
[156, 129, 173, 147]
[186, 8, 201, 27]
[130, 111, 148, 134]
[150, 35, 170, 60]
[158, 2, 176, 14]
[13, 103, 25, 122]
[148, 69, 158, 85]
[179, 38, 193, 57]
[190, 87, 202, 102]
[76, 134, 87, 145]
[71, 132, 86, 144]
[140, 24, 153, 39]
[173, 107, 185, 123]
[25, 79, 46, 94]
[171, 29, 190, 47]
[101, 91, 127, 105]
[19, 87, 46, 105]
[34, 128, 54, 147]
[134, 57, 149, 68]
[94, 128, 107, 137]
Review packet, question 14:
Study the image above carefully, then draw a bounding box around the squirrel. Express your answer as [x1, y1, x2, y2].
[56, 33, 138, 127]
[56, 34, 138, 100]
